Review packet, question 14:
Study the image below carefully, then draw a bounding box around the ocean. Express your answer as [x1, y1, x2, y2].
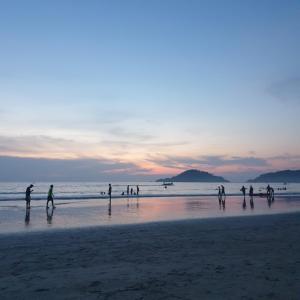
[0, 181, 299, 202]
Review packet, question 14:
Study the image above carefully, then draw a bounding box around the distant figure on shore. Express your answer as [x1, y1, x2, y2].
[130, 188, 133, 195]
[240, 186, 246, 198]
[25, 184, 34, 209]
[127, 185, 129, 195]
[266, 184, 271, 197]
[137, 185, 140, 195]
[221, 185, 226, 198]
[108, 184, 112, 200]
[47, 185, 55, 208]
[249, 185, 254, 198]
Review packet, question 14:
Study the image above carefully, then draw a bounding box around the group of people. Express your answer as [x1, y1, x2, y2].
[240, 185, 254, 199]
[25, 184, 56, 209]
[25, 183, 140, 209]
[124, 185, 140, 196]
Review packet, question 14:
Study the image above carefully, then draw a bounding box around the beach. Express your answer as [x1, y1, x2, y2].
[0, 212, 299, 299]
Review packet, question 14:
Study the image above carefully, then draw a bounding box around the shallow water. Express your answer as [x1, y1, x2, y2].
[0, 195, 300, 234]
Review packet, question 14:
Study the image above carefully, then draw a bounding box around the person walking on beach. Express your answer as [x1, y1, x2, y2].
[25, 184, 34, 209]
[136, 185, 140, 195]
[240, 186, 246, 198]
[108, 184, 112, 200]
[127, 185, 130, 196]
[47, 184, 55, 208]
[130, 187, 133, 195]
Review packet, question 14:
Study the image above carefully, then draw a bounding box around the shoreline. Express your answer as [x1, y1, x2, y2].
[1, 192, 300, 202]
[0, 212, 299, 299]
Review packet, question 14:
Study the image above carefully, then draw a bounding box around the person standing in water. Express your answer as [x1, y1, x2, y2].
[25, 184, 34, 209]
[47, 184, 55, 208]
[249, 185, 254, 198]
[108, 184, 112, 200]
[136, 185, 140, 195]
[127, 185, 130, 196]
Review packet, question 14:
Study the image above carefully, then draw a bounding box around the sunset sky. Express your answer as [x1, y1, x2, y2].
[0, 0, 300, 181]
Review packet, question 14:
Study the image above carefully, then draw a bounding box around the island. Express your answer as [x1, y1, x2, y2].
[156, 169, 229, 182]
[248, 170, 300, 183]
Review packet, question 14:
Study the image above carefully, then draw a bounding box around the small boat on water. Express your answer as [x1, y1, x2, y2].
[162, 182, 174, 186]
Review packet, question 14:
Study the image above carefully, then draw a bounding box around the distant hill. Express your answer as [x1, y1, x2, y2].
[248, 170, 300, 183]
[156, 169, 229, 182]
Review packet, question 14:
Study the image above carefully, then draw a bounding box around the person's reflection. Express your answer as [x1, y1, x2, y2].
[25, 208, 30, 226]
[267, 196, 272, 208]
[250, 198, 254, 210]
[136, 197, 139, 209]
[46, 206, 54, 224]
[108, 199, 112, 216]
[242, 198, 247, 210]
[222, 199, 226, 211]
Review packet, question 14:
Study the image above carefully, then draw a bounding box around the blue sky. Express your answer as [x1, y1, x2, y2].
[0, 0, 300, 181]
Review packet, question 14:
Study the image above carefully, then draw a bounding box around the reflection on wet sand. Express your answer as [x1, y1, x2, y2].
[46, 207, 54, 224]
[126, 197, 140, 212]
[108, 199, 112, 216]
[242, 198, 247, 210]
[25, 208, 30, 226]
[9, 193, 299, 234]
[250, 198, 254, 209]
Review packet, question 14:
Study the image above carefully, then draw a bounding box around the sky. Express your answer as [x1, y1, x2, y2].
[0, 0, 300, 182]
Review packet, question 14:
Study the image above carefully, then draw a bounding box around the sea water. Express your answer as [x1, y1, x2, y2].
[0, 181, 300, 202]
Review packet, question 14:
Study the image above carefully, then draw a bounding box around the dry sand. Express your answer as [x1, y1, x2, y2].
[0, 213, 299, 299]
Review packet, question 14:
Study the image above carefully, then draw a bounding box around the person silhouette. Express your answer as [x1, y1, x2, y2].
[136, 185, 140, 195]
[127, 185, 130, 196]
[221, 185, 226, 199]
[240, 186, 246, 198]
[217, 186, 222, 205]
[249, 185, 254, 199]
[47, 185, 56, 208]
[108, 184, 112, 200]
[25, 184, 34, 209]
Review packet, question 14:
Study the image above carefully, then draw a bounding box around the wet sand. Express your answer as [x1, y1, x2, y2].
[0, 212, 299, 299]
[1, 195, 300, 233]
